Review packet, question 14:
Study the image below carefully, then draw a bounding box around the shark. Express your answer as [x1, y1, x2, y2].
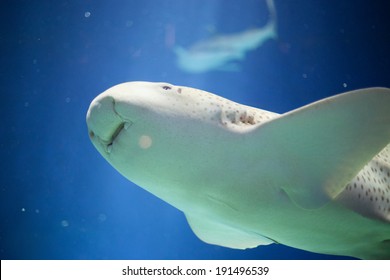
[174, 0, 277, 73]
[86, 82, 390, 259]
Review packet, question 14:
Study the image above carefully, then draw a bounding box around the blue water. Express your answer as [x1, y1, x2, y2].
[1, 0, 389, 259]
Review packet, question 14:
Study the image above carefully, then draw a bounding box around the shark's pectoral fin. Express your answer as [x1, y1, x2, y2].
[250, 87, 390, 209]
[185, 214, 274, 249]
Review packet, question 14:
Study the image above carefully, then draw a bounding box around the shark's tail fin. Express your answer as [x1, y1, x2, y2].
[265, 0, 277, 38]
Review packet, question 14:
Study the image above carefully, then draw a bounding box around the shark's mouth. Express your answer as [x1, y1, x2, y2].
[106, 121, 132, 153]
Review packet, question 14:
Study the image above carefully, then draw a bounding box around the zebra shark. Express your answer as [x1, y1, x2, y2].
[87, 82, 390, 259]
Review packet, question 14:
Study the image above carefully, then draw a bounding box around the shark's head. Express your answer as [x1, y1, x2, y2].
[89, 82, 182, 158]
[86, 81, 267, 205]
[86, 82, 228, 156]
[86, 82, 238, 199]
[87, 82, 178, 154]
[86, 82, 265, 156]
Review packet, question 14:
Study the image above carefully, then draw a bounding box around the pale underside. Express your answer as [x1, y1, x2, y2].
[86, 83, 390, 259]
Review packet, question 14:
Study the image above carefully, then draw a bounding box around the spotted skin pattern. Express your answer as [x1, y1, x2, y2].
[338, 145, 390, 222]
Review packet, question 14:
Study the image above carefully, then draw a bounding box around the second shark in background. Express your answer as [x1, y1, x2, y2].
[174, 0, 277, 73]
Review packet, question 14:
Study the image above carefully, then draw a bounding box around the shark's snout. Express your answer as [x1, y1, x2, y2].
[86, 95, 132, 153]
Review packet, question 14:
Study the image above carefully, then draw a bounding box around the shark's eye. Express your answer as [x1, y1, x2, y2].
[162, 85, 172, 91]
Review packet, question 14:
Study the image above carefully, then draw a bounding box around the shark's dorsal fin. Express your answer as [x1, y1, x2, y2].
[248, 87, 390, 209]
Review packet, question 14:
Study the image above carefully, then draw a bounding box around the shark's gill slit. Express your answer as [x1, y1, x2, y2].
[222, 110, 258, 126]
[239, 112, 256, 125]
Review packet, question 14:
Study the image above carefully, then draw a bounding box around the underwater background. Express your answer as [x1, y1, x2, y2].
[1, 0, 389, 259]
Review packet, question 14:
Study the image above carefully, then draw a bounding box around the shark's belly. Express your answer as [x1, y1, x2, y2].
[259, 201, 390, 258]
[184, 169, 390, 259]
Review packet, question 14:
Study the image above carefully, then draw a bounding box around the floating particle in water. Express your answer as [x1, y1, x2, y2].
[343, 83, 348, 88]
[21, 208, 26, 212]
[61, 220, 69, 227]
[98, 213, 107, 222]
[84, 11, 91, 18]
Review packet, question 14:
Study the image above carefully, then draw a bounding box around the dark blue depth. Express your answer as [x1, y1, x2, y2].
[1, 0, 389, 259]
